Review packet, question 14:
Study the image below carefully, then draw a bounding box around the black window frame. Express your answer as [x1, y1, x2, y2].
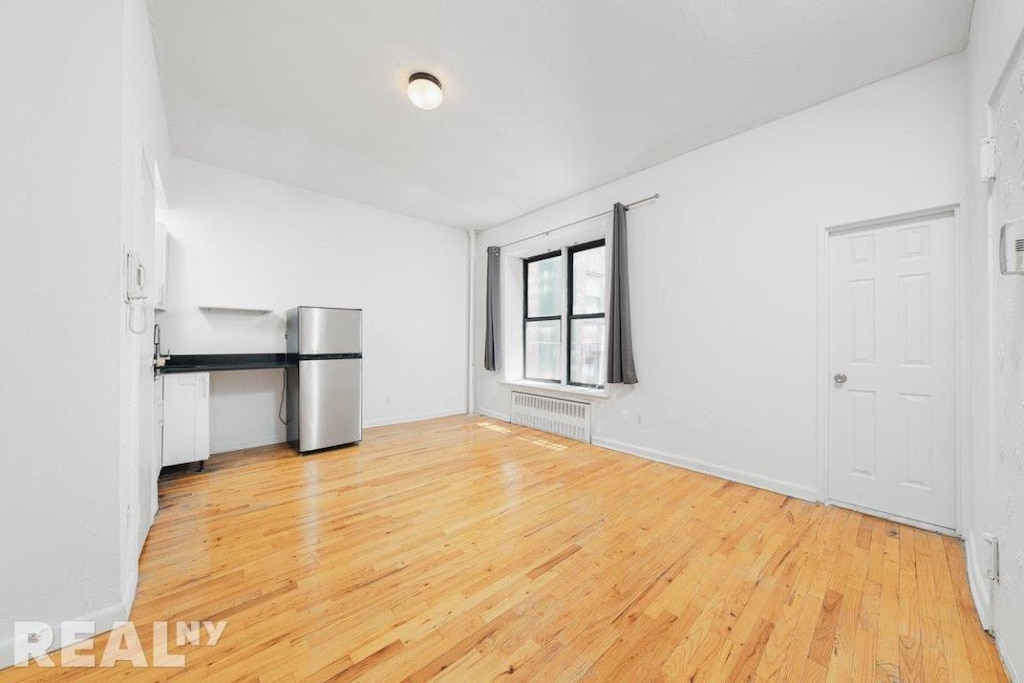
[567, 239, 606, 388]
[522, 249, 563, 383]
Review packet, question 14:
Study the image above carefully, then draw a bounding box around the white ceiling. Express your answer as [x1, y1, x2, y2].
[148, 0, 973, 230]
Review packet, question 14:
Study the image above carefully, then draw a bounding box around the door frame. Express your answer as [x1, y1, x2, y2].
[815, 204, 967, 535]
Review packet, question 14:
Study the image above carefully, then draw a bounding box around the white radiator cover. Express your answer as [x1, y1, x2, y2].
[510, 391, 592, 443]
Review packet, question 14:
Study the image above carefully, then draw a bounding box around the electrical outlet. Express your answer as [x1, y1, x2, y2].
[27, 625, 52, 645]
[982, 533, 1000, 582]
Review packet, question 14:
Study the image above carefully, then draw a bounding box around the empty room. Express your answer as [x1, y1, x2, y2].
[3, 0, 1024, 680]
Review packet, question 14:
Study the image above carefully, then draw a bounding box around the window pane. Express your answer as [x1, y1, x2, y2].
[527, 256, 562, 317]
[572, 245, 606, 314]
[570, 318, 605, 385]
[525, 320, 561, 380]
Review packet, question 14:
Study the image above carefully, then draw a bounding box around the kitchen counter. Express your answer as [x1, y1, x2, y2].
[161, 353, 291, 374]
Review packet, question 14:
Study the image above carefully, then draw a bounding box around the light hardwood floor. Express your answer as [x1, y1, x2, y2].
[2, 415, 1007, 682]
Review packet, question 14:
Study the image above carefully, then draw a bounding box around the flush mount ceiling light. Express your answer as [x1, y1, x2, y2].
[407, 72, 443, 110]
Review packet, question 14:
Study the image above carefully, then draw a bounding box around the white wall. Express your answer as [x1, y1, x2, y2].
[963, 1, 1024, 679]
[157, 158, 469, 453]
[0, 0, 170, 668]
[474, 55, 966, 501]
[124, 0, 171, 175]
[0, 0, 127, 667]
[118, 0, 172, 613]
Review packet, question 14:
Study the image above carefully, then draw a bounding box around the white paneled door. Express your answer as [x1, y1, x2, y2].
[828, 213, 956, 530]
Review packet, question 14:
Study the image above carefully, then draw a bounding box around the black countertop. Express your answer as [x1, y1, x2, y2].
[161, 353, 291, 374]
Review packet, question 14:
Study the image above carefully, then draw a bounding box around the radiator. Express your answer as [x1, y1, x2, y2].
[510, 391, 592, 443]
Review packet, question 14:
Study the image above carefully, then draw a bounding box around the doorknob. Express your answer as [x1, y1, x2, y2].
[834, 372, 848, 384]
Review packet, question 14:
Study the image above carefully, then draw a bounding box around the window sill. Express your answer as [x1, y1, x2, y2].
[500, 379, 609, 401]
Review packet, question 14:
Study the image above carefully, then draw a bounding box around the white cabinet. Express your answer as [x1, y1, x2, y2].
[162, 372, 210, 467]
[153, 221, 168, 311]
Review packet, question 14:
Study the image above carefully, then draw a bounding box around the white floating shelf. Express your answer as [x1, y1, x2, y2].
[199, 305, 274, 315]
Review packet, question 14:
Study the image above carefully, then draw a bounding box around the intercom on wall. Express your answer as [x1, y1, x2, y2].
[125, 250, 148, 300]
[1000, 220, 1024, 275]
[123, 248, 149, 334]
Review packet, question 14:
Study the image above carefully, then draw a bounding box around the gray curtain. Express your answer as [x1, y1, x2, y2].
[607, 203, 638, 384]
[484, 246, 501, 371]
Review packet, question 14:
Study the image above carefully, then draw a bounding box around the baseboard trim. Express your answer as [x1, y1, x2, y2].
[475, 408, 510, 422]
[122, 569, 139, 612]
[964, 531, 994, 631]
[998, 633, 1022, 683]
[967, 538, 1020, 682]
[363, 408, 468, 429]
[591, 437, 818, 502]
[0, 590, 134, 670]
[212, 434, 286, 455]
[210, 410, 470, 455]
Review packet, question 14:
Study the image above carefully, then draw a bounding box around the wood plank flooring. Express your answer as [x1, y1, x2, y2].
[1, 415, 1007, 681]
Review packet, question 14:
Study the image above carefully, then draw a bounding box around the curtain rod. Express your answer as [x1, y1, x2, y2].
[497, 193, 660, 250]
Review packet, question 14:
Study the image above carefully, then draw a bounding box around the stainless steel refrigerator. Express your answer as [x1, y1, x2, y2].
[286, 306, 362, 453]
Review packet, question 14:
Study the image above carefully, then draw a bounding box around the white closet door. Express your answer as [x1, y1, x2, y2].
[828, 214, 956, 529]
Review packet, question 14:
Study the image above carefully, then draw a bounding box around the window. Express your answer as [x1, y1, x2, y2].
[523, 240, 606, 387]
[523, 250, 563, 381]
[568, 240, 607, 386]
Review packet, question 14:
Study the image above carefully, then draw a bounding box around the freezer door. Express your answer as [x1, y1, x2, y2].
[298, 307, 361, 355]
[298, 358, 362, 452]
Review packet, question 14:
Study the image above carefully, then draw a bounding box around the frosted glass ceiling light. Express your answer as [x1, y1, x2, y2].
[407, 72, 443, 110]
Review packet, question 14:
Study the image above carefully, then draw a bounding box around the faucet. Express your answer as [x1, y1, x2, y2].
[153, 323, 171, 374]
